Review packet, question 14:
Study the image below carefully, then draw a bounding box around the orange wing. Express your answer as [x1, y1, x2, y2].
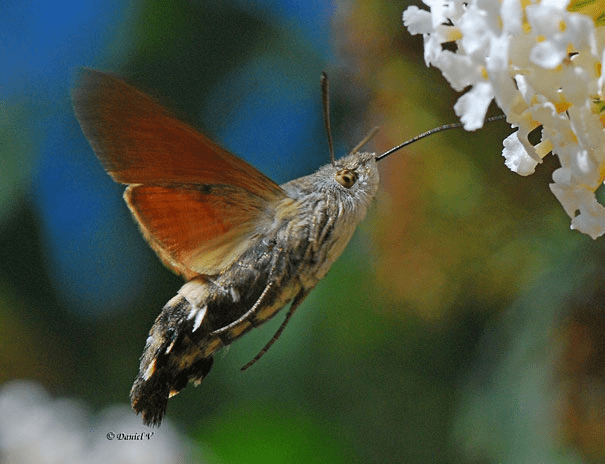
[125, 185, 269, 278]
[72, 69, 286, 278]
[72, 69, 283, 200]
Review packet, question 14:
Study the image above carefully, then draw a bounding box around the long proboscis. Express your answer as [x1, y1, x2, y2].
[376, 114, 506, 162]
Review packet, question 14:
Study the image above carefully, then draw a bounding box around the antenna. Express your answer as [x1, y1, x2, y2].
[321, 72, 336, 166]
[350, 126, 380, 154]
[375, 114, 506, 162]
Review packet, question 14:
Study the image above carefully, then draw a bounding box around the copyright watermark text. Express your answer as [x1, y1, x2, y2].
[106, 431, 154, 441]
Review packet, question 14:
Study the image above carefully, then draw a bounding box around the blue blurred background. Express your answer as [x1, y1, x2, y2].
[3, 0, 605, 463]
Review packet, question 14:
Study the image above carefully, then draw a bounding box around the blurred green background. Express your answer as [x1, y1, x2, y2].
[3, 0, 605, 463]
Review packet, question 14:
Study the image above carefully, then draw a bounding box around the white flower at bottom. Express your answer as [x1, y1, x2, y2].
[403, 0, 605, 238]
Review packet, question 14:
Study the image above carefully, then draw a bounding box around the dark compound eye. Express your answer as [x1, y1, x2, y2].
[335, 169, 358, 188]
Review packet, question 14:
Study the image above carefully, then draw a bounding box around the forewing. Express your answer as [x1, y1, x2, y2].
[71, 68, 284, 201]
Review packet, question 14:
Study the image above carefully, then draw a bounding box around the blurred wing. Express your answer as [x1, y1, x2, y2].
[125, 185, 268, 278]
[72, 69, 286, 278]
[71, 68, 284, 201]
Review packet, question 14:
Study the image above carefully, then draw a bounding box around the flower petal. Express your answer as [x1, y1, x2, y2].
[502, 132, 539, 175]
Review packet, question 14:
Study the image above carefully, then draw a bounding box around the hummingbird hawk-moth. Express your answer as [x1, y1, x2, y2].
[72, 69, 494, 426]
[72, 69, 383, 426]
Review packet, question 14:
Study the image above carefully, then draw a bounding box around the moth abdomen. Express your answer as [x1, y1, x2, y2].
[130, 288, 218, 426]
[129, 260, 299, 425]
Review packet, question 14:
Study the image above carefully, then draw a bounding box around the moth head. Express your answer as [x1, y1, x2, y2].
[329, 151, 380, 200]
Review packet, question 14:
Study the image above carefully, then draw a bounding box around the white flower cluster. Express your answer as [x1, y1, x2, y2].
[404, 0, 605, 238]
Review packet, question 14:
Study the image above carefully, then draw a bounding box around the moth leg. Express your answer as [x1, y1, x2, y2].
[236, 238, 317, 368]
[210, 254, 280, 341]
[314, 209, 336, 252]
[210, 280, 275, 340]
[240, 289, 310, 371]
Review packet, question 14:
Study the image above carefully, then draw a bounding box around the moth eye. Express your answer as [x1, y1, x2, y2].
[335, 169, 358, 189]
